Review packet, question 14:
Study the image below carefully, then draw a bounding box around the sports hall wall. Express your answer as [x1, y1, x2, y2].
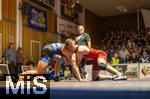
[84, 9, 145, 47]
[99, 12, 145, 31]
[85, 9, 102, 48]
[0, 0, 58, 63]
[0, 0, 17, 56]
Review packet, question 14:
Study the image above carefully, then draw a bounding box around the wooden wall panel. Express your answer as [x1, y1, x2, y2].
[47, 11, 57, 33]
[2, 0, 7, 18]
[0, 20, 16, 56]
[22, 26, 47, 63]
[0, 21, 2, 33]
[2, 0, 16, 20]
[85, 9, 101, 48]
[12, 0, 16, 20]
[22, 26, 31, 62]
[1, 0, 16, 52]
[47, 32, 58, 42]
[99, 13, 144, 31]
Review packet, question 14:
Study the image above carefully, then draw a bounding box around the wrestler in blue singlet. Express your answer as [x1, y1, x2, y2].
[40, 43, 65, 63]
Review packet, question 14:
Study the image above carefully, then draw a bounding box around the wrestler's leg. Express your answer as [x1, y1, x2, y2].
[54, 55, 62, 76]
[54, 55, 62, 81]
[19, 60, 48, 80]
[92, 70, 99, 80]
[106, 64, 121, 76]
[97, 57, 121, 76]
[92, 67, 114, 80]
[97, 57, 127, 80]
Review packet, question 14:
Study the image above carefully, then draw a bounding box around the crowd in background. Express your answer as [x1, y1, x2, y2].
[99, 28, 150, 64]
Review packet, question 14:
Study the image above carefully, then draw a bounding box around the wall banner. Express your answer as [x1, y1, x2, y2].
[28, 6, 47, 32]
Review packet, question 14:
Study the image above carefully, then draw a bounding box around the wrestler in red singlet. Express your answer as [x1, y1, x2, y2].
[83, 48, 107, 71]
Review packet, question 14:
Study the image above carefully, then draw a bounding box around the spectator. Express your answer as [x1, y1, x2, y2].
[0, 56, 8, 64]
[139, 52, 150, 63]
[59, 68, 64, 80]
[111, 52, 120, 65]
[0, 69, 4, 81]
[129, 52, 139, 63]
[16, 47, 25, 74]
[125, 55, 130, 63]
[64, 66, 71, 80]
[118, 45, 130, 60]
[5, 42, 17, 82]
[26, 58, 36, 70]
[5, 42, 16, 75]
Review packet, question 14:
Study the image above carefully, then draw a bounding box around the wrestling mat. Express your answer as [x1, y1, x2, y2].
[50, 79, 150, 99]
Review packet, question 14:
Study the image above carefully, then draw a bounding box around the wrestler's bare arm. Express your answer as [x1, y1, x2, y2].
[76, 46, 90, 65]
[86, 39, 91, 48]
[62, 48, 73, 65]
[70, 53, 83, 81]
[62, 48, 83, 81]
[78, 46, 90, 54]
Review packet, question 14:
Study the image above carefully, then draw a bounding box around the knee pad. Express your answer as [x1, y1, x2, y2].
[98, 63, 107, 70]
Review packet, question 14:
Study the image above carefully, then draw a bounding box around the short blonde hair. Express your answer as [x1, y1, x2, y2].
[65, 38, 75, 46]
[78, 25, 84, 28]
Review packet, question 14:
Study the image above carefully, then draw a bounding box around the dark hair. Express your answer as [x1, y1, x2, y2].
[26, 60, 35, 66]
[8, 42, 14, 49]
[1, 56, 6, 60]
[65, 38, 75, 46]
[41, 48, 50, 57]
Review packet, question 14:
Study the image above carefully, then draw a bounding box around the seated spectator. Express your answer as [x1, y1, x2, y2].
[125, 55, 130, 63]
[129, 52, 140, 63]
[111, 52, 120, 65]
[26, 58, 36, 70]
[139, 52, 150, 63]
[59, 69, 64, 79]
[107, 48, 114, 63]
[0, 56, 8, 64]
[101, 29, 149, 64]
[118, 45, 130, 60]
[64, 66, 71, 80]
[0, 69, 4, 81]
[16, 47, 25, 74]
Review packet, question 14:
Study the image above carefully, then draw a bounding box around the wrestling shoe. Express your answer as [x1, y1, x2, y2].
[113, 74, 127, 81]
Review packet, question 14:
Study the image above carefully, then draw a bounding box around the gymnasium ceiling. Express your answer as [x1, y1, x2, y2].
[79, 0, 150, 17]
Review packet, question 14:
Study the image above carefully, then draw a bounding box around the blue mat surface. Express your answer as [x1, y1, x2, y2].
[50, 80, 150, 99]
